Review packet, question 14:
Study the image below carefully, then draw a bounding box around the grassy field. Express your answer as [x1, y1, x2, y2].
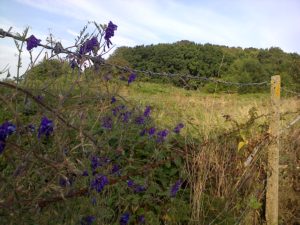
[119, 81, 300, 137]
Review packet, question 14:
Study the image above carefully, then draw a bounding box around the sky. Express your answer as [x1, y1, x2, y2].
[0, 0, 300, 79]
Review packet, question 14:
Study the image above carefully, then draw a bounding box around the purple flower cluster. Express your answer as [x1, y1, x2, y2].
[140, 127, 156, 137]
[148, 127, 156, 136]
[143, 106, 151, 117]
[90, 156, 110, 172]
[59, 177, 72, 187]
[90, 174, 109, 193]
[102, 117, 113, 129]
[0, 121, 16, 154]
[38, 117, 53, 138]
[135, 116, 145, 125]
[91, 156, 100, 171]
[104, 21, 117, 48]
[82, 170, 89, 176]
[81, 215, 95, 225]
[79, 36, 99, 55]
[111, 96, 116, 104]
[112, 105, 126, 116]
[135, 106, 151, 125]
[170, 179, 182, 197]
[26, 35, 41, 51]
[128, 73, 137, 84]
[173, 123, 184, 134]
[111, 164, 120, 175]
[156, 129, 169, 143]
[120, 212, 130, 225]
[121, 111, 132, 123]
[127, 180, 146, 193]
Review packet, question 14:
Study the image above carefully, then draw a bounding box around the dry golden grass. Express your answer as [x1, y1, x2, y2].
[119, 82, 300, 138]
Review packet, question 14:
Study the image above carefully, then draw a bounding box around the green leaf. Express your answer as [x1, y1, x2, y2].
[165, 161, 171, 168]
[249, 196, 262, 210]
[174, 157, 182, 167]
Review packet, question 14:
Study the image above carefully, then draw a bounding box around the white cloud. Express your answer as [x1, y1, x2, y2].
[11, 0, 299, 53]
[0, 0, 299, 60]
[66, 29, 79, 37]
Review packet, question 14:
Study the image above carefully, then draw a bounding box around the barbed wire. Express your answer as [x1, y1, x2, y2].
[282, 87, 300, 97]
[283, 114, 300, 130]
[208, 133, 270, 225]
[2, 27, 300, 93]
[1, 28, 271, 88]
[104, 62, 269, 87]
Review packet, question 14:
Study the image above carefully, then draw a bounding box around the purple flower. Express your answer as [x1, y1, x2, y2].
[111, 96, 116, 104]
[104, 21, 117, 48]
[37, 95, 43, 101]
[91, 156, 101, 171]
[0, 121, 16, 138]
[135, 116, 145, 125]
[81, 215, 95, 225]
[127, 180, 134, 187]
[38, 117, 53, 138]
[128, 73, 136, 84]
[138, 215, 145, 224]
[170, 179, 182, 197]
[82, 170, 89, 176]
[148, 127, 156, 136]
[102, 117, 113, 129]
[70, 59, 78, 69]
[143, 106, 151, 117]
[111, 164, 120, 174]
[174, 123, 184, 134]
[121, 111, 131, 123]
[26, 35, 41, 51]
[0, 128, 7, 142]
[27, 124, 35, 133]
[1, 121, 16, 134]
[112, 105, 125, 116]
[63, 149, 68, 156]
[90, 174, 109, 193]
[59, 177, 71, 187]
[120, 212, 130, 225]
[127, 180, 146, 193]
[79, 36, 99, 55]
[140, 129, 147, 136]
[134, 185, 146, 193]
[156, 129, 169, 143]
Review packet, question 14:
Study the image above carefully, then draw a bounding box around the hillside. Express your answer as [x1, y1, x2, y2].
[108, 41, 300, 92]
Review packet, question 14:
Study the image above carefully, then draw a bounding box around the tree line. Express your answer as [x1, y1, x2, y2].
[108, 41, 300, 93]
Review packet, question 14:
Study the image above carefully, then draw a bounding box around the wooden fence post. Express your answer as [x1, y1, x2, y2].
[266, 75, 280, 225]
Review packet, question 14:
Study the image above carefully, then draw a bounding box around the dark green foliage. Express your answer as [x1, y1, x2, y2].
[108, 42, 300, 93]
[25, 59, 71, 80]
